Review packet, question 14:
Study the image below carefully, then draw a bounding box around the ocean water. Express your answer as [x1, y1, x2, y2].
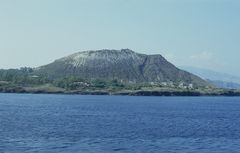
[0, 94, 240, 153]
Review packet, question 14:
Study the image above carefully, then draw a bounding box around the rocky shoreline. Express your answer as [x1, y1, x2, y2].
[1, 87, 240, 96]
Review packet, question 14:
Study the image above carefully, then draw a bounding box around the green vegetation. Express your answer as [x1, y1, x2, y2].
[0, 67, 240, 96]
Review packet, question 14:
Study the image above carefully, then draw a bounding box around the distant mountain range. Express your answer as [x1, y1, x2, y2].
[181, 66, 240, 89]
[36, 49, 208, 87]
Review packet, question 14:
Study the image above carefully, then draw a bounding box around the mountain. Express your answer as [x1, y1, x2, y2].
[36, 49, 208, 87]
[206, 80, 240, 89]
[181, 66, 240, 89]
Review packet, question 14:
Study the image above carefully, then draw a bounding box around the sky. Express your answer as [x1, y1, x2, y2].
[0, 0, 239, 76]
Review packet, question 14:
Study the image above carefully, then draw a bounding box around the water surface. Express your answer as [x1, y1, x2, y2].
[1, 94, 240, 153]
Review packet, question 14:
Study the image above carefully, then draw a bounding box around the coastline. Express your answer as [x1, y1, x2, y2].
[1, 88, 240, 96]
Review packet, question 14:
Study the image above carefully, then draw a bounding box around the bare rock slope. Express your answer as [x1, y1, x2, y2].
[37, 49, 208, 87]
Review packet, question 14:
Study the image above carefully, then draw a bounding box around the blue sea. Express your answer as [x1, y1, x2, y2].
[1, 94, 240, 153]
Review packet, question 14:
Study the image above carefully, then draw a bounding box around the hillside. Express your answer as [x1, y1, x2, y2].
[36, 49, 208, 87]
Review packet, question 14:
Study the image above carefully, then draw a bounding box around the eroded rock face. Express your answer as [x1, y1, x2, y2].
[36, 49, 208, 87]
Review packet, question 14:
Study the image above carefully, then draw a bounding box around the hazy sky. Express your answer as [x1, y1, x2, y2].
[0, 0, 239, 76]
